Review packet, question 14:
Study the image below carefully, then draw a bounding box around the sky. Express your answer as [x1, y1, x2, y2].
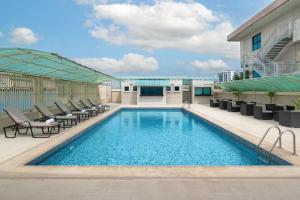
[0, 0, 272, 77]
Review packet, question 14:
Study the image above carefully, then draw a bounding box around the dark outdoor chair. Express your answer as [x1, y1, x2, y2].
[34, 104, 78, 128]
[253, 105, 273, 120]
[55, 101, 89, 122]
[235, 101, 244, 106]
[240, 102, 256, 116]
[227, 101, 240, 112]
[219, 99, 230, 110]
[3, 108, 60, 138]
[265, 104, 277, 111]
[272, 105, 294, 121]
[278, 110, 300, 128]
[210, 99, 219, 107]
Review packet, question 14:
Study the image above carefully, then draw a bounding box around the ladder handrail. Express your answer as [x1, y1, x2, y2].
[258, 126, 282, 149]
[269, 130, 297, 155]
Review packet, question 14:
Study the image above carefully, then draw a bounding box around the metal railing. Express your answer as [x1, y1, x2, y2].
[241, 21, 298, 77]
[259, 21, 293, 58]
[258, 126, 297, 163]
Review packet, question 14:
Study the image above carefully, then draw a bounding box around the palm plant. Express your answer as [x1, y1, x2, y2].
[267, 91, 276, 104]
[233, 90, 242, 101]
[292, 100, 300, 110]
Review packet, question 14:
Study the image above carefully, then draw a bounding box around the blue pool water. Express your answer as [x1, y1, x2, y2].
[33, 109, 289, 166]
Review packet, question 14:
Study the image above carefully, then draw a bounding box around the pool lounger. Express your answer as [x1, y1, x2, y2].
[3, 108, 60, 138]
[88, 98, 110, 111]
[69, 100, 98, 117]
[34, 104, 78, 129]
[55, 101, 89, 122]
[79, 99, 104, 113]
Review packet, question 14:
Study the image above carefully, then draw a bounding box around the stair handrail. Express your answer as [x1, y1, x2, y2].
[259, 21, 294, 59]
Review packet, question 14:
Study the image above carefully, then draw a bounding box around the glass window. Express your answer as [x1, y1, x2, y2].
[140, 87, 164, 96]
[124, 86, 130, 92]
[195, 87, 212, 96]
[166, 86, 171, 92]
[174, 86, 180, 92]
[133, 86, 137, 92]
[252, 33, 261, 51]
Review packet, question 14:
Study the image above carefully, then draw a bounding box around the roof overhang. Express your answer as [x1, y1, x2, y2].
[133, 80, 171, 87]
[0, 48, 116, 84]
[227, 0, 300, 41]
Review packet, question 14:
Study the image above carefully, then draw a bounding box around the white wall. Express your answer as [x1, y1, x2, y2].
[120, 79, 183, 105]
[240, 6, 300, 64]
[121, 80, 137, 105]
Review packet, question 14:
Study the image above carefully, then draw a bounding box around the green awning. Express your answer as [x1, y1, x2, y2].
[220, 73, 300, 92]
[0, 48, 115, 84]
[133, 79, 171, 86]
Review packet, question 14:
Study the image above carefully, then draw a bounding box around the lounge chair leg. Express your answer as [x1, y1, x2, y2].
[33, 127, 50, 138]
[3, 125, 17, 138]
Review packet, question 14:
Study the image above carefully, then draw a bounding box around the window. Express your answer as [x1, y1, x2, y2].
[140, 87, 164, 96]
[195, 87, 212, 96]
[174, 86, 180, 92]
[252, 33, 261, 51]
[124, 86, 130, 92]
[166, 86, 171, 92]
[133, 86, 137, 92]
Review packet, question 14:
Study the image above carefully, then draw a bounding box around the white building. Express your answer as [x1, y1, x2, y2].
[228, 0, 300, 78]
[218, 70, 235, 83]
[119, 77, 214, 105]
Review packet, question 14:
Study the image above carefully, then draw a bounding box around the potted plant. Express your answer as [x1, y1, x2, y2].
[233, 90, 242, 101]
[267, 91, 276, 104]
[292, 100, 300, 110]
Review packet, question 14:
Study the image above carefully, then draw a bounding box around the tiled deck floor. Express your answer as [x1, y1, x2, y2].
[1, 178, 300, 200]
[0, 104, 300, 199]
[189, 104, 300, 153]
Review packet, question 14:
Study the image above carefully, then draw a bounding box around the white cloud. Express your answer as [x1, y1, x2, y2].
[74, 53, 159, 74]
[0, 31, 3, 37]
[86, 1, 239, 59]
[192, 59, 229, 74]
[10, 27, 39, 45]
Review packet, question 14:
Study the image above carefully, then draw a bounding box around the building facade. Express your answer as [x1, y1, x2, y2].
[103, 77, 214, 105]
[218, 70, 235, 83]
[228, 0, 300, 78]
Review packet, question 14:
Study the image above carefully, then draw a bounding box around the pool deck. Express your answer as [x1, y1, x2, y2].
[1, 104, 300, 199]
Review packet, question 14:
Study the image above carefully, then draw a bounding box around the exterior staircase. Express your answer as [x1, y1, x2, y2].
[244, 21, 296, 77]
[265, 37, 293, 60]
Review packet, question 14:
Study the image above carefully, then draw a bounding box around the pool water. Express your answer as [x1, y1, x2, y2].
[34, 109, 288, 166]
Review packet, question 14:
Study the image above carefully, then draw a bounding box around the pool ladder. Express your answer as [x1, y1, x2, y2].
[257, 126, 296, 162]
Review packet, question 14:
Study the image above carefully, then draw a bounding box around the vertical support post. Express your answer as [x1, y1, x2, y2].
[35, 77, 42, 106]
[243, 55, 246, 79]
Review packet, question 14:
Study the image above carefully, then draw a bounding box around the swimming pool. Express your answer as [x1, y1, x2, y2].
[30, 108, 290, 166]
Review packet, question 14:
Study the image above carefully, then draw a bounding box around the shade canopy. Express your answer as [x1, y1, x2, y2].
[0, 48, 115, 84]
[133, 79, 171, 87]
[220, 73, 300, 92]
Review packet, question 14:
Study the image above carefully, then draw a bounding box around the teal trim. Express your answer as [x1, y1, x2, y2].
[133, 79, 171, 86]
